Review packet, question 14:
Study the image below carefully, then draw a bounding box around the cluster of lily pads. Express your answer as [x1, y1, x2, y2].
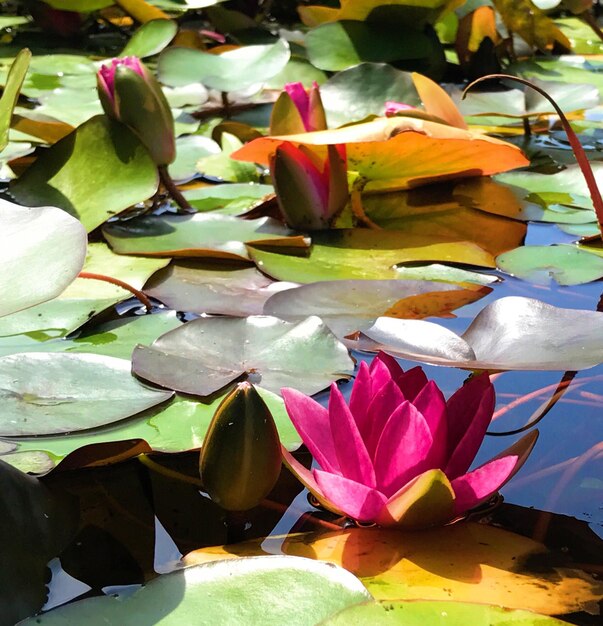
[1, 0, 603, 624]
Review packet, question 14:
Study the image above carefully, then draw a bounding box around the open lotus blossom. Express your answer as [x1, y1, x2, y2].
[281, 353, 537, 528]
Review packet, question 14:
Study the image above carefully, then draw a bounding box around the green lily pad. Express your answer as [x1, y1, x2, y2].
[157, 39, 290, 91]
[249, 229, 495, 283]
[496, 245, 603, 286]
[557, 17, 603, 55]
[0, 199, 87, 318]
[23, 556, 370, 625]
[323, 600, 570, 625]
[306, 21, 433, 71]
[120, 19, 178, 58]
[4, 386, 296, 475]
[0, 459, 78, 624]
[169, 134, 220, 181]
[183, 183, 274, 215]
[145, 261, 295, 316]
[0, 243, 169, 338]
[196, 132, 259, 182]
[393, 264, 499, 285]
[132, 315, 354, 396]
[102, 213, 308, 261]
[319, 63, 419, 127]
[0, 353, 174, 436]
[10, 115, 159, 232]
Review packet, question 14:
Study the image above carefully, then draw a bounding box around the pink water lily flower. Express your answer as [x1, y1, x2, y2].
[281, 353, 537, 528]
[97, 56, 145, 108]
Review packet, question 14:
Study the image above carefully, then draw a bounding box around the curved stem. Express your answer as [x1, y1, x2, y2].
[158, 165, 193, 211]
[464, 74, 603, 236]
[78, 272, 152, 311]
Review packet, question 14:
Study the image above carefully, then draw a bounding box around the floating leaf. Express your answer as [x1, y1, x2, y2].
[157, 39, 290, 91]
[120, 19, 178, 58]
[0, 242, 168, 338]
[0, 353, 174, 436]
[249, 229, 496, 284]
[319, 63, 419, 127]
[186, 523, 602, 616]
[182, 183, 274, 215]
[323, 600, 572, 625]
[497, 244, 603, 285]
[132, 315, 354, 396]
[145, 261, 296, 316]
[22, 556, 370, 625]
[102, 213, 308, 261]
[352, 296, 603, 371]
[196, 132, 259, 183]
[0, 199, 87, 318]
[10, 116, 159, 232]
[0, 459, 78, 624]
[232, 116, 529, 193]
[263, 279, 491, 336]
[169, 135, 220, 182]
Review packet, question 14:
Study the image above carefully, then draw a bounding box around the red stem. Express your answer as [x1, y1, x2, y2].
[78, 272, 152, 311]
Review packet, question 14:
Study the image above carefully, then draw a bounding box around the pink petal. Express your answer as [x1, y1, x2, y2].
[328, 384, 376, 487]
[412, 380, 447, 468]
[373, 400, 434, 497]
[451, 430, 538, 515]
[444, 374, 495, 479]
[394, 366, 429, 401]
[385, 101, 416, 116]
[281, 446, 346, 516]
[281, 387, 340, 474]
[364, 378, 405, 454]
[349, 361, 373, 438]
[313, 469, 387, 522]
[368, 356, 394, 394]
[371, 352, 404, 381]
[284, 82, 311, 131]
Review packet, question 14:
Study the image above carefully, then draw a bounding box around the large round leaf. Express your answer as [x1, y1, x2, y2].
[10, 115, 159, 232]
[352, 296, 603, 371]
[120, 19, 178, 58]
[157, 39, 290, 91]
[0, 353, 173, 436]
[0, 199, 86, 318]
[102, 213, 308, 261]
[132, 315, 354, 396]
[23, 556, 370, 625]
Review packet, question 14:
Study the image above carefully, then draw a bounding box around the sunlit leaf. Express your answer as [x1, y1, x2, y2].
[232, 116, 529, 193]
[0, 353, 173, 436]
[0, 242, 168, 339]
[157, 39, 290, 91]
[0, 48, 30, 152]
[10, 116, 159, 232]
[182, 183, 274, 215]
[145, 261, 296, 316]
[120, 19, 177, 58]
[22, 556, 370, 625]
[102, 213, 308, 261]
[185, 522, 603, 616]
[323, 600, 572, 625]
[169, 134, 220, 181]
[132, 315, 354, 396]
[0, 199, 86, 318]
[351, 296, 603, 371]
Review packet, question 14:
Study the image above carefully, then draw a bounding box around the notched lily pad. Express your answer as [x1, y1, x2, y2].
[132, 315, 354, 396]
[351, 296, 603, 371]
[0, 353, 174, 436]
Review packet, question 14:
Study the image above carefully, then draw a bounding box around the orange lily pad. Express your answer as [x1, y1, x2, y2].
[232, 117, 529, 193]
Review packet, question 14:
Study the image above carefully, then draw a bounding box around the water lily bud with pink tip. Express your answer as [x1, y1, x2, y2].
[281, 352, 538, 528]
[97, 56, 175, 166]
[270, 142, 348, 230]
[270, 81, 328, 135]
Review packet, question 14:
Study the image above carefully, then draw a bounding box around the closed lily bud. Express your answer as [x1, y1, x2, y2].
[97, 56, 176, 165]
[200, 382, 281, 512]
[270, 81, 327, 135]
[270, 142, 348, 230]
